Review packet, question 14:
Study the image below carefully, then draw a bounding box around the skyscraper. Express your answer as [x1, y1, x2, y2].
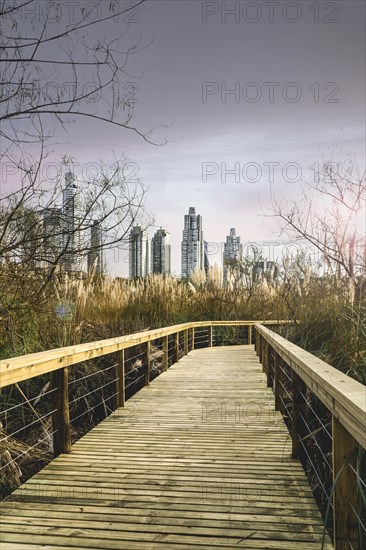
[87, 220, 104, 274]
[129, 226, 150, 278]
[62, 171, 83, 272]
[41, 207, 63, 266]
[151, 228, 171, 275]
[181, 207, 204, 279]
[223, 228, 243, 286]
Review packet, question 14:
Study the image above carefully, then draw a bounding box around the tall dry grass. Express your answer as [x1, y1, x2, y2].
[0, 260, 364, 378]
[0, 258, 364, 498]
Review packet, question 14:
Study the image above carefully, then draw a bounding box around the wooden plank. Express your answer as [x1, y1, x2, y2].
[0, 533, 334, 550]
[0, 347, 332, 550]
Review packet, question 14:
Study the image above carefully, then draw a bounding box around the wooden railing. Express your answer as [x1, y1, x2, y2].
[255, 324, 366, 550]
[0, 320, 285, 457]
[1, 319, 365, 549]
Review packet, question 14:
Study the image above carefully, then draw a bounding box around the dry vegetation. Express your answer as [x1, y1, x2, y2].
[1, 255, 365, 377]
[0, 256, 365, 498]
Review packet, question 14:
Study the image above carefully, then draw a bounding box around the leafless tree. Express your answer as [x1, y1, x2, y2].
[0, 0, 164, 150]
[1, 156, 150, 284]
[0, 0, 168, 324]
[0, 0, 164, 283]
[271, 160, 366, 302]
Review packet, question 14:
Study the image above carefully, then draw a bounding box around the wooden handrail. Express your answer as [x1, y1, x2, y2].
[254, 323, 366, 550]
[2, 319, 364, 549]
[0, 320, 287, 389]
[254, 323, 366, 448]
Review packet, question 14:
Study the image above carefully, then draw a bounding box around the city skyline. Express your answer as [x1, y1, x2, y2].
[86, 1, 360, 280]
[126, 208, 309, 280]
[34, 175, 336, 279]
[3, 2, 362, 279]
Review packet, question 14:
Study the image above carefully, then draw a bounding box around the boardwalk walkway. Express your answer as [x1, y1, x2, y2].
[0, 346, 333, 549]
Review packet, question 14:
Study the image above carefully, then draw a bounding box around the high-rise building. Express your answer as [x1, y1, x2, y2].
[129, 225, 150, 278]
[151, 228, 171, 275]
[41, 207, 63, 266]
[87, 220, 104, 274]
[181, 207, 204, 278]
[62, 171, 83, 272]
[223, 228, 243, 286]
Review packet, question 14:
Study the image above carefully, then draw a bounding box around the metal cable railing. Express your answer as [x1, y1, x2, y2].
[255, 324, 366, 549]
[0, 320, 290, 502]
[0, 381, 57, 496]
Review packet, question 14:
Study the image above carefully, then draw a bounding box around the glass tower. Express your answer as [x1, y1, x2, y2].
[181, 207, 204, 278]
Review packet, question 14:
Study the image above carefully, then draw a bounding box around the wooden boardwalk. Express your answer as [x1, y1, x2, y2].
[0, 346, 333, 549]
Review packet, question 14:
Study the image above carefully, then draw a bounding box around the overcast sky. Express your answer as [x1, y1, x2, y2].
[14, 0, 366, 276]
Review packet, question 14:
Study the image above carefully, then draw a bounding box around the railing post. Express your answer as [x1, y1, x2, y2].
[184, 329, 188, 355]
[191, 327, 195, 351]
[208, 325, 213, 347]
[267, 345, 273, 388]
[259, 335, 262, 359]
[175, 331, 180, 363]
[116, 349, 125, 407]
[162, 336, 168, 371]
[51, 367, 71, 457]
[274, 353, 283, 412]
[248, 325, 252, 345]
[261, 340, 267, 374]
[145, 341, 150, 385]
[291, 371, 306, 459]
[332, 417, 359, 550]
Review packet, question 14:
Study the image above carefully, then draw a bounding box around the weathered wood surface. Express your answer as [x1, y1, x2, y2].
[255, 324, 366, 448]
[1, 346, 333, 549]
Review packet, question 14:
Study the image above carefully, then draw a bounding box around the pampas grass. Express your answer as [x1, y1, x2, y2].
[0, 255, 364, 500]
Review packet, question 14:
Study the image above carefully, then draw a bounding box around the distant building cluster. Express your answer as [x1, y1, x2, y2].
[129, 226, 171, 277]
[128, 207, 207, 279]
[5, 170, 278, 282]
[128, 206, 277, 283]
[20, 172, 104, 274]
